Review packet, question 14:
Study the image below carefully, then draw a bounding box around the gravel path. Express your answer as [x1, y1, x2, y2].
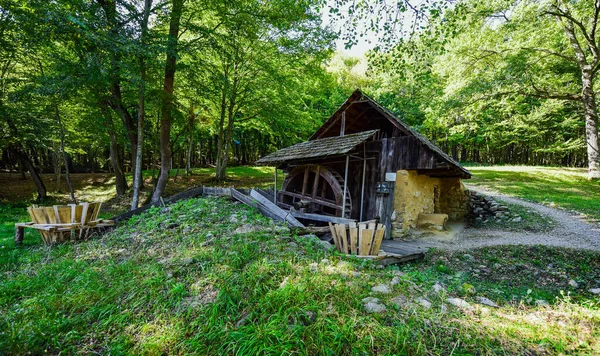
[414, 185, 600, 252]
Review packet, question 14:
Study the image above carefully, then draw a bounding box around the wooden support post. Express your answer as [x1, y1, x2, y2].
[301, 167, 309, 196]
[311, 166, 320, 199]
[340, 111, 346, 136]
[360, 143, 366, 221]
[15, 226, 24, 245]
[274, 167, 277, 204]
[342, 155, 349, 217]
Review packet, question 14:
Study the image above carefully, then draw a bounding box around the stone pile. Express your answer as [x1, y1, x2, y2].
[467, 191, 513, 224]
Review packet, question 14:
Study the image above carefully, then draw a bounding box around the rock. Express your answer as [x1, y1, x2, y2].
[320, 259, 331, 265]
[493, 263, 502, 269]
[364, 302, 386, 313]
[462, 254, 476, 262]
[432, 282, 445, 293]
[352, 271, 361, 278]
[309, 263, 318, 272]
[315, 239, 335, 251]
[476, 297, 498, 308]
[362, 297, 380, 304]
[511, 217, 522, 223]
[391, 295, 409, 308]
[300, 233, 319, 240]
[206, 232, 214, 239]
[288, 242, 298, 248]
[183, 258, 195, 265]
[390, 277, 401, 286]
[569, 279, 579, 288]
[304, 311, 317, 324]
[462, 283, 476, 294]
[372, 284, 391, 294]
[229, 215, 239, 223]
[446, 298, 472, 310]
[274, 226, 290, 234]
[234, 224, 260, 234]
[416, 297, 432, 309]
[391, 270, 407, 277]
[535, 300, 549, 306]
[589, 288, 600, 295]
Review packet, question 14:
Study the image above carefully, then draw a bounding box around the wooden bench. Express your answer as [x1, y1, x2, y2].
[14, 202, 115, 245]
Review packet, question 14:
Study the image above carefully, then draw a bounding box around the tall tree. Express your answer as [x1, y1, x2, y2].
[131, 0, 153, 210]
[151, 0, 184, 203]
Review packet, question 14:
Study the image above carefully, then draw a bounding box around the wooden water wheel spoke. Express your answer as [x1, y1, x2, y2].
[279, 165, 352, 218]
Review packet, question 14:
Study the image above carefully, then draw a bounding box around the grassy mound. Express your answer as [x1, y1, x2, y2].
[1, 197, 599, 354]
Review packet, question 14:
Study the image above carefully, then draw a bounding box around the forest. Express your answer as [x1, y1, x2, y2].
[1, 0, 599, 207]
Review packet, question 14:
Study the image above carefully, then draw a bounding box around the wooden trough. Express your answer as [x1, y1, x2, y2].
[15, 202, 114, 245]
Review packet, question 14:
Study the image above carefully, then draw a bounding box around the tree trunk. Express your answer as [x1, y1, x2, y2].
[581, 68, 600, 179]
[151, 0, 184, 204]
[215, 81, 228, 180]
[186, 104, 195, 176]
[101, 102, 127, 196]
[55, 105, 77, 204]
[131, 0, 152, 210]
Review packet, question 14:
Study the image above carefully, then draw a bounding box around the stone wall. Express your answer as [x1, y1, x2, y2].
[391, 170, 470, 237]
[438, 178, 470, 220]
[467, 191, 513, 223]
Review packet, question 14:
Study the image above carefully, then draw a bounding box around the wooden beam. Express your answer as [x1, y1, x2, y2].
[290, 211, 356, 224]
[279, 191, 342, 210]
[250, 189, 304, 227]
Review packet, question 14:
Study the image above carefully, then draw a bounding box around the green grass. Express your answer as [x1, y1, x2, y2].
[468, 166, 600, 221]
[1, 197, 599, 354]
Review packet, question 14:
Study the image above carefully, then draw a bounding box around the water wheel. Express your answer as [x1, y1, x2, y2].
[279, 165, 352, 218]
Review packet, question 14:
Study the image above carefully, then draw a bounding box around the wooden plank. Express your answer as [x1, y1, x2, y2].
[359, 229, 374, 256]
[250, 189, 304, 227]
[231, 189, 281, 222]
[279, 191, 343, 210]
[289, 211, 356, 225]
[367, 222, 376, 230]
[349, 225, 358, 254]
[328, 222, 340, 252]
[370, 225, 385, 255]
[335, 224, 348, 254]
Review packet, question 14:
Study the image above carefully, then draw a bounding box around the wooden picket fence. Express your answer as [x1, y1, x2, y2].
[328, 221, 386, 256]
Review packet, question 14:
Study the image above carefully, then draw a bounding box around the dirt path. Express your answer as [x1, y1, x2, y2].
[412, 185, 600, 252]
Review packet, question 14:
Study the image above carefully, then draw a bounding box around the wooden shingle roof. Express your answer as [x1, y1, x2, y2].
[256, 130, 377, 165]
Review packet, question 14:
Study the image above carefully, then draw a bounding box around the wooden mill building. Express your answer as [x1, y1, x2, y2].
[257, 90, 471, 237]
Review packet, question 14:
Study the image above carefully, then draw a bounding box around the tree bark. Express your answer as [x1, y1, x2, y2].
[101, 102, 128, 196]
[151, 0, 184, 204]
[552, 2, 600, 179]
[55, 105, 77, 204]
[581, 67, 600, 179]
[131, 0, 152, 210]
